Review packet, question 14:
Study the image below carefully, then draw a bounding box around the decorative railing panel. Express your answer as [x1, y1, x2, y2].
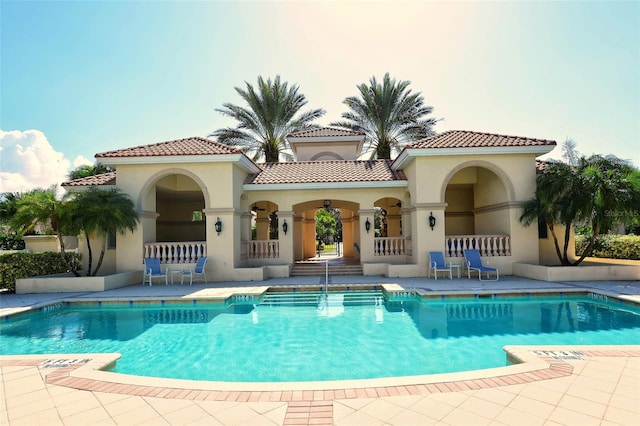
[245, 239, 280, 259]
[374, 237, 406, 256]
[144, 241, 206, 264]
[445, 234, 511, 257]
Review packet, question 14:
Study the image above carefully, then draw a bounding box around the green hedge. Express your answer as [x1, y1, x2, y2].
[0, 233, 25, 250]
[0, 251, 82, 293]
[575, 234, 640, 260]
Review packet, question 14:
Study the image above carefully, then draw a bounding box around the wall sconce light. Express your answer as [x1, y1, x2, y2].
[282, 220, 288, 235]
[365, 218, 371, 233]
[428, 212, 436, 231]
[215, 217, 222, 235]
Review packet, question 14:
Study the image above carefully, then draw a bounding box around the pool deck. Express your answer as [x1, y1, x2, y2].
[1, 275, 639, 425]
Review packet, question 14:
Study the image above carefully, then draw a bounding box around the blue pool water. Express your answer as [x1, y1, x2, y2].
[1, 293, 639, 382]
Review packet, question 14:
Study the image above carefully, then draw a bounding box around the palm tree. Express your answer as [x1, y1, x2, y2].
[9, 186, 62, 236]
[331, 73, 438, 159]
[68, 162, 113, 180]
[520, 155, 640, 265]
[9, 186, 81, 274]
[576, 155, 640, 263]
[212, 76, 325, 162]
[0, 192, 20, 225]
[561, 138, 580, 166]
[63, 187, 138, 276]
[519, 162, 583, 265]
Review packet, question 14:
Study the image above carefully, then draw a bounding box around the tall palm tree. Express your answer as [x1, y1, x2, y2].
[331, 73, 438, 159]
[62, 187, 138, 276]
[212, 76, 325, 162]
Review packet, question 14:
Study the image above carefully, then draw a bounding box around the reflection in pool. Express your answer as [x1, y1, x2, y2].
[1, 293, 638, 382]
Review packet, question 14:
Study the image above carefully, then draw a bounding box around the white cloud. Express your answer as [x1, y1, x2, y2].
[0, 129, 72, 193]
[73, 155, 93, 168]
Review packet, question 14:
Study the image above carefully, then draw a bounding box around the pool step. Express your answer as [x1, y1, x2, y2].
[260, 291, 384, 307]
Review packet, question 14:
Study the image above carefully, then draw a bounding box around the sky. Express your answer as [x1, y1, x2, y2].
[1, 0, 639, 193]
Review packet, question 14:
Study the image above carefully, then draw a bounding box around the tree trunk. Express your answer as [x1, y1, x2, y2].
[572, 223, 600, 265]
[84, 233, 93, 276]
[57, 232, 80, 277]
[548, 223, 570, 266]
[92, 237, 108, 276]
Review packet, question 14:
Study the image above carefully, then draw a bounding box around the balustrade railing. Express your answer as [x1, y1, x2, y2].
[374, 237, 406, 256]
[144, 241, 206, 264]
[445, 234, 511, 257]
[244, 239, 280, 259]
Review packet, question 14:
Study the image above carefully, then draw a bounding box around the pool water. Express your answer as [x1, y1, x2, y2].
[1, 293, 639, 382]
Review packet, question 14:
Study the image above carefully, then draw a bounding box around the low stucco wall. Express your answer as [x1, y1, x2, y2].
[513, 262, 640, 281]
[16, 271, 142, 294]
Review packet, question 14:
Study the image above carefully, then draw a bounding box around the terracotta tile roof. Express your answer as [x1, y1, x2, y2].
[95, 137, 241, 158]
[407, 130, 556, 149]
[62, 172, 116, 187]
[536, 160, 549, 174]
[245, 160, 406, 185]
[287, 127, 365, 138]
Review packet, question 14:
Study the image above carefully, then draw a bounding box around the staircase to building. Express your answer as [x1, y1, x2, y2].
[290, 258, 363, 276]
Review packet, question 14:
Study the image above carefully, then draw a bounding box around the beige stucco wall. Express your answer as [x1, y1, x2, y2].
[404, 153, 541, 273]
[111, 162, 248, 281]
[102, 149, 556, 280]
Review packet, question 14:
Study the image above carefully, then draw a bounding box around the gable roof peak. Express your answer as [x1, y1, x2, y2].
[287, 127, 365, 139]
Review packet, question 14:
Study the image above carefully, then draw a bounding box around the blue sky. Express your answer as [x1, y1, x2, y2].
[1, 0, 639, 192]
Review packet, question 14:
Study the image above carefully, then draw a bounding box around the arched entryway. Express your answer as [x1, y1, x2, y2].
[139, 171, 208, 263]
[292, 199, 360, 261]
[442, 164, 513, 257]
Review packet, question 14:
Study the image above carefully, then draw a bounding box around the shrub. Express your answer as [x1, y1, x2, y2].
[575, 234, 640, 260]
[0, 251, 81, 293]
[0, 233, 25, 250]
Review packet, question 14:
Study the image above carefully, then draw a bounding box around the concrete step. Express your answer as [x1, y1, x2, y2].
[290, 264, 363, 276]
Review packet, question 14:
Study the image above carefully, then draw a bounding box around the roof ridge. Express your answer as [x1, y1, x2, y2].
[287, 127, 365, 137]
[408, 130, 556, 149]
[434, 130, 555, 143]
[96, 136, 242, 158]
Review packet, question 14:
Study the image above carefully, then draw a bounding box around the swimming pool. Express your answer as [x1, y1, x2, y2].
[1, 291, 639, 382]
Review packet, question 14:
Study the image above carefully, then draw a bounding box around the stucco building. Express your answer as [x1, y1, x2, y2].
[63, 128, 557, 281]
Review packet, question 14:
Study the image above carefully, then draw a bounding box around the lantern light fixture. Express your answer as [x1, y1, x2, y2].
[282, 220, 288, 235]
[215, 217, 222, 235]
[428, 212, 436, 231]
[365, 218, 371, 233]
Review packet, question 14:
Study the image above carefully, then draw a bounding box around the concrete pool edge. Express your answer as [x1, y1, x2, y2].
[2, 345, 639, 398]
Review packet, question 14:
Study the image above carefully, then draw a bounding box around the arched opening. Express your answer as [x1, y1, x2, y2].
[373, 197, 404, 256]
[155, 174, 206, 242]
[292, 199, 360, 261]
[443, 166, 512, 257]
[373, 197, 403, 237]
[140, 171, 208, 264]
[250, 201, 279, 240]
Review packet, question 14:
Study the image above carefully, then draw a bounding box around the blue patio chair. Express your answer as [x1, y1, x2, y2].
[182, 256, 208, 285]
[428, 251, 453, 280]
[463, 249, 499, 281]
[144, 258, 168, 286]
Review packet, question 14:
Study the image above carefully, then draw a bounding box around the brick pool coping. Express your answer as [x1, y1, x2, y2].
[2, 346, 639, 402]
